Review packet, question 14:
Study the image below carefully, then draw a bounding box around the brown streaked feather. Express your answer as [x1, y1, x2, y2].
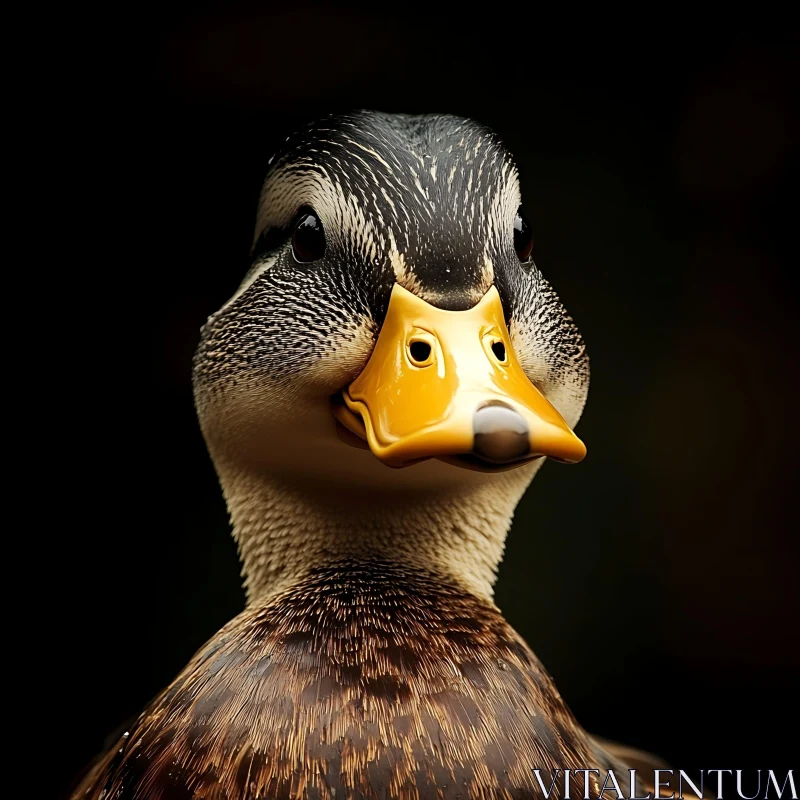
[74, 561, 646, 800]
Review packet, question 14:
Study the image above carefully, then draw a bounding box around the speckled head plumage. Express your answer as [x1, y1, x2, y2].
[253, 112, 514, 311]
[194, 111, 589, 475]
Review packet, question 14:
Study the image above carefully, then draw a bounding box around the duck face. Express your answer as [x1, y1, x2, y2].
[193, 112, 589, 484]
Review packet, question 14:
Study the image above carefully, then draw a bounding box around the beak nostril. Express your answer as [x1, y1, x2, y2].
[490, 341, 507, 362]
[408, 340, 432, 365]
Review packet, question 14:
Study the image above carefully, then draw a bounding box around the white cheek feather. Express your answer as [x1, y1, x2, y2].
[481, 252, 494, 286]
[509, 315, 589, 430]
[304, 316, 377, 390]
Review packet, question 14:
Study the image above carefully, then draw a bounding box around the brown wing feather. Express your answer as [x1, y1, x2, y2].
[75, 562, 658, 799]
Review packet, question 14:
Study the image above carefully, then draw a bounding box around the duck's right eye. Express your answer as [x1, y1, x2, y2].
[292, 209, 326, 263]
[513, 208, 534, 264]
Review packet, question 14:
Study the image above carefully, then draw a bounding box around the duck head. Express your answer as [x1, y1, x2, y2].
[193, 112, 590, 600]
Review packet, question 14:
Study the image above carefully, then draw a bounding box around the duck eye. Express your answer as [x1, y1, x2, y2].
[291, 208, 326, 263]
[513, 208, 534, 264]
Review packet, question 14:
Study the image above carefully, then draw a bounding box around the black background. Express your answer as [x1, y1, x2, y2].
[48, 7, 797, 798]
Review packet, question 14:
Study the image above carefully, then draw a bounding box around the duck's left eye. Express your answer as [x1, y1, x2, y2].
[292, 209, 326, 263]
[513, 208, 534, 264]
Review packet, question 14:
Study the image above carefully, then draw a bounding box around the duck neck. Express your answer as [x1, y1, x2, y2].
[213, 456, 541, 606]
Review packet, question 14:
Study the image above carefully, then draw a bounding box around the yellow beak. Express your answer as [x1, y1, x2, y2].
[332, 284, 586, 470]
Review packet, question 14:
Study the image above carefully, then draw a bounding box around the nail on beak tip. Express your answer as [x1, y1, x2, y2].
[472, 405, 530, 464]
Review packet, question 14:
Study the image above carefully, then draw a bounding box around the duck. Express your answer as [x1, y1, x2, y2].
[74, 111, 665, 800]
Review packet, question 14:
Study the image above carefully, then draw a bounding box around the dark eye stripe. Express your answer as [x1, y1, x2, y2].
[252, 225, 289, 261]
